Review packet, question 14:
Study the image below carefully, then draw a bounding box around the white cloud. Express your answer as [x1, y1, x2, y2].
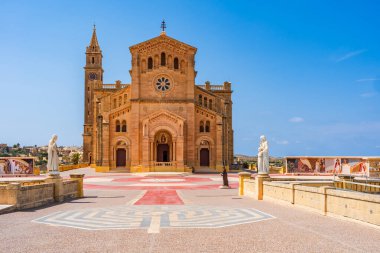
[289, 117, 304, 123]
[335, 49, 367, 62]
[360, 92, 376, 98]
[356, 78, 380, 82]
[276, 140, 289, 145]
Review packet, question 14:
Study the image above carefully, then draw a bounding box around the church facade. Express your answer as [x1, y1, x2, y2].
[82, 27, 233, 172]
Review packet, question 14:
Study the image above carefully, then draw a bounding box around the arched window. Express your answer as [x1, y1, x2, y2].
[204, 97, 208, 107]
[116, 120, 121, 132]
[200, 121, 204, 132]
[124, 94, 128, 104]
[161, 52, 166, 66]
[92, 57, 95, 64]
[148, 57, 153, 69]
[198, 95, 202, 105]
[209, 99, 213, 110]
[119, 96, 122, 107]
[180, 60, 185, 72]
[113, 99, 117, 109]
[122, 120, 127, 132]
[205, 121, 210, 132]
[154, 55, 159, 67]
[174, 57, 179, 69]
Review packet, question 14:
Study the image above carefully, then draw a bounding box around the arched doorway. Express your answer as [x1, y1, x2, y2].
[116, 148, 126, 167]
[155, 131, 172, 163]
[200, 148, 210, 166]
[199, 140, 210, 167]
[157, 144, 169, 162]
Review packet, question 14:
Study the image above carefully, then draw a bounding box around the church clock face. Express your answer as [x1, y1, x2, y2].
[88, 72, 97, 80]
[155, 76, 171, 92]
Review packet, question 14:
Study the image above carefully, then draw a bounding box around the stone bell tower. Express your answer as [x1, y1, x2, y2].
[83, 25, 103, 163]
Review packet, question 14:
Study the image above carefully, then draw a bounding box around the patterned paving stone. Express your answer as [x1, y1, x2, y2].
[33, 205, 275, 232]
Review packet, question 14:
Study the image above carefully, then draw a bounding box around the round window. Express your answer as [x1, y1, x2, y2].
[155, 77, 171, 92]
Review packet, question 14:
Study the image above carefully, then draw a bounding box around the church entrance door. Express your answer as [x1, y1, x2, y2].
[200, 148, 210, 166]
[157, 144, 170, 162]
[116, 148, 126, 167]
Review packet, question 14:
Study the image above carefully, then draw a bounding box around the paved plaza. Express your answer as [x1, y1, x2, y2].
[1, 168, 379, 253]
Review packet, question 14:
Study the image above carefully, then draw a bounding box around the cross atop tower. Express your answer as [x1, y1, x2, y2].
[160, 20, 166, 35]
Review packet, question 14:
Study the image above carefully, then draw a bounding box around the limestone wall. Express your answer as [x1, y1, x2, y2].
[263, 182, 294, 203]
[241, 178, 380, 226]
[0, 177, 82, 212]
[293, 185, 325, 212]
[0, 183, 54, 209]
[17, 183, 55, 209]
[326, 188, 380, 225]
[243, 179, 256, 198]
[63, 180, 79, 199]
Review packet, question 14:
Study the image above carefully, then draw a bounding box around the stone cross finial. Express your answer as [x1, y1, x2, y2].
[161, 20, 166, 32]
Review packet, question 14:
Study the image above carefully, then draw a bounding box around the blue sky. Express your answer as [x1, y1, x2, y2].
[0, 0, 379, 156]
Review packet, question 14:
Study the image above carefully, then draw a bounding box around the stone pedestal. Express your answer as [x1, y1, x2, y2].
[238, 172, 252, 196]
[255, 173, 270, 200]
[4, 183, 21, 205]
[45, 174, 64, 202]
[70, 174, 85, 198]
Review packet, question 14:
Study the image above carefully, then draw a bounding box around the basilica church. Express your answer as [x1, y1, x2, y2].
[82, 25, 233, 172]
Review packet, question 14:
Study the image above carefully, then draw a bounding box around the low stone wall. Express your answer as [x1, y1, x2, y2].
[243, 179, 256, 198]
[0, 183, 54, 209]
[326, 188, 380, 225]
[240, 176, 380, 226]
[63, 180, 79, 199]
[293, 185, 326, 212]
[0, 174, 84, 212]
[263, 182, 294, 203]
[59, 163, 88, 172]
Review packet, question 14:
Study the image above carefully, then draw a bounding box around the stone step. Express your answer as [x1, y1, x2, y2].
[109, 168, 129, 173]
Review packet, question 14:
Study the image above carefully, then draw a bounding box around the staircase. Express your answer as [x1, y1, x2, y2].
[109, 167, 129, 173]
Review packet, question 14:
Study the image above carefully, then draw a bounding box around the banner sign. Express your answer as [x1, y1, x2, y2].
[286, 157, 372, 176]
[0, 157, 34, 175]
[369, 159, 380, 177]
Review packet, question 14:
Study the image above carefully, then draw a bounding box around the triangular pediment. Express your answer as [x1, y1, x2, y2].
[130, 34, 197, 55]
[142, 110, 186, 125]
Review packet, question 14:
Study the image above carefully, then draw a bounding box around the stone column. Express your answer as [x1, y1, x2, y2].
[173, 141, 176, 162]
[45, 174, 64, 202]
[70, 174, 85, 198]
[255, 174, 270, 200]
[238, 172, 251, 196]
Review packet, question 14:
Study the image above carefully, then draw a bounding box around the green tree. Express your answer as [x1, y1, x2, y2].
[71, 153, 81, 165]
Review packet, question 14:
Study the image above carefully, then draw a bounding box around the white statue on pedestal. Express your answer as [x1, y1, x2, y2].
[257, 135, 269, 174]
[47, 134, 60, 175]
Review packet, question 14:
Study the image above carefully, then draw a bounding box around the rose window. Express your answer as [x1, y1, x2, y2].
[155, 77, 171, 92]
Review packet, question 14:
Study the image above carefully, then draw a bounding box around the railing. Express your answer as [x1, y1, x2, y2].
[102, 84, 129, 89]
[102, 84, 116, 89]
[333, 179, 380, 194]
[209, 85, 225, 90]
[154, 162, 175, 167]
[197, 85, 225, 91]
